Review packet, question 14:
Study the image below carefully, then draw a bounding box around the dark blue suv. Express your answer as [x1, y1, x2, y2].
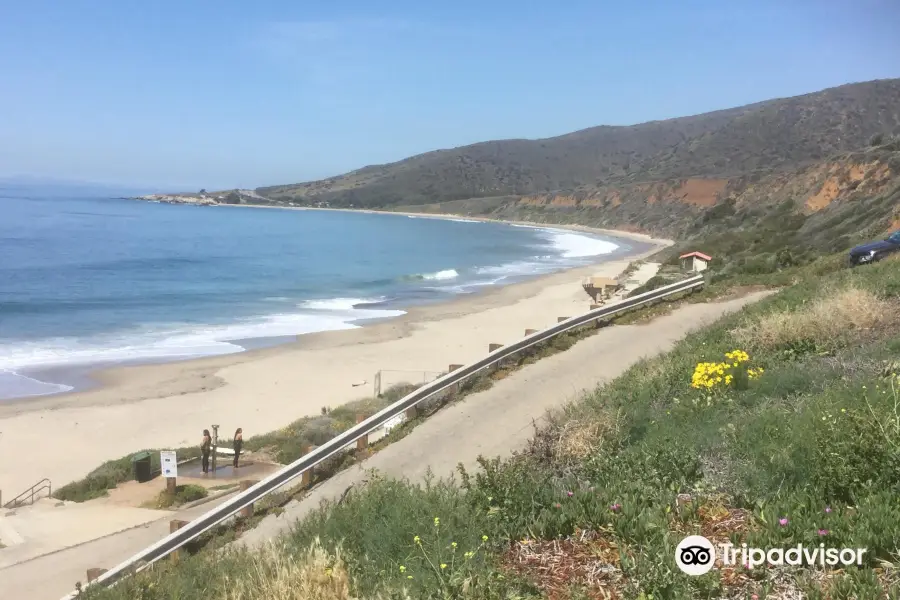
[849, 230, 900, 266]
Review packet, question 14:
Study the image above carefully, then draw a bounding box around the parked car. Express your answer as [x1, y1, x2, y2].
[849, 230, 900, 266]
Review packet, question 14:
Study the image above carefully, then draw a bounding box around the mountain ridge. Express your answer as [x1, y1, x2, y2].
[256, 78, 900, 209]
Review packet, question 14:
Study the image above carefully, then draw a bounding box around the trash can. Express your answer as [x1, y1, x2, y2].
[132, 451, 152, 483]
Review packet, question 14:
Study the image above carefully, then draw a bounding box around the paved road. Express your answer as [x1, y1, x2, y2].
[241, 292, 771, 546]
[2, 292, 770, 599]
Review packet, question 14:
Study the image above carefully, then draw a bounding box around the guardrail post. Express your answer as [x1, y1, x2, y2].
[239, 480, 259, 518]
[356, 414, 369, 450]
[524, 328, 538, 336]
[301, 446, 316, 488]
[86, 568, 107, 582]
[446, 364, 465, 394]
[169, 519, 188, 563]
[557, 316, 569, 323]
[488, 343, 505, 370]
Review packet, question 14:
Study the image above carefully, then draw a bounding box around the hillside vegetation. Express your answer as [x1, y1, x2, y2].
[256, 79, 900, 213]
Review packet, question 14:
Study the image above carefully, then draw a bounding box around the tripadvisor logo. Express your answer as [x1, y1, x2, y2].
[675, 535, 716, 576]
[675, 535, 868, 575]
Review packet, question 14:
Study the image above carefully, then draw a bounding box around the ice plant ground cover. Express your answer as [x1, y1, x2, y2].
[84, 255, 900, 599]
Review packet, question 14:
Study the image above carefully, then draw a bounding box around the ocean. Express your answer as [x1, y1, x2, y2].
[0, 192, 646, 400]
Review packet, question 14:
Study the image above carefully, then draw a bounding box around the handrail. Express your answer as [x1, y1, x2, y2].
[63, 274, 704, 598]
[4, 478, 52, 508]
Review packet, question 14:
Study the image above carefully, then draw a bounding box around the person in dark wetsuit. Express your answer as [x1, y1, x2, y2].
[233, 428, 243, 468]
[201, 429, 212, 474]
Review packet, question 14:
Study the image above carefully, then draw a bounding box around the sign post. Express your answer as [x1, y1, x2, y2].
[160, 450, 177, 493]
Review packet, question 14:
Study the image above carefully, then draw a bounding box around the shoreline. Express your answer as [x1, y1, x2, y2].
[0, 211, 670, 495]
[0, 209, 667, 409]
[221, 201, 667, 247]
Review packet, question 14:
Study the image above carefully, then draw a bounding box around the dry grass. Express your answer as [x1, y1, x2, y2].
[499, 529, 625, 599]
[552, 411, 622, 463]
[731, 285, 893, 351]
[223, 539, 383, 600]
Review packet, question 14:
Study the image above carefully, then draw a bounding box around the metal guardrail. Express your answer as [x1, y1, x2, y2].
[63, 273, 704, 598]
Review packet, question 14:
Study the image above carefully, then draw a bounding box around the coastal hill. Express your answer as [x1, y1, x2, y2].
[255, 79, 900, 215]
[145, 79, 900, 269]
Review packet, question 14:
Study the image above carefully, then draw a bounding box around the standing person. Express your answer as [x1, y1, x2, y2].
[201, 429, 212, 474]
[233, 428, 243, 468]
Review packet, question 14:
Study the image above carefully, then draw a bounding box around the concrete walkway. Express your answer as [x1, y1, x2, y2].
[0, 491, 238, 600]
[1, 291, 771, 599]
[0, 499, 171, 569]
[240, 291, 771, 546]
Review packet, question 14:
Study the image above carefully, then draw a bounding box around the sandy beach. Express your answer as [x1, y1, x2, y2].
[0, 217, 670, 498]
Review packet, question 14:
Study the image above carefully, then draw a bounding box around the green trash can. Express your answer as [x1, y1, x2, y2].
[132, 451, 153, 483]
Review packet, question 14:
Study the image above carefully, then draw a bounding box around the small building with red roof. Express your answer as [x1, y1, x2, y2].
[679, 251, 712, 272]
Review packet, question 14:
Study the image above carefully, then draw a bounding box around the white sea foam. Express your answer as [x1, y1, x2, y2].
[420, 269, 459, 280]
[300, 296, 388, 310]
[0, 306, 405, 373]
[474, 260, 557, 278]
[540, 229, 619, 258]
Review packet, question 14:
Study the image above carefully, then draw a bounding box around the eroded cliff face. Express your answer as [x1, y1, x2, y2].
[503, 149, 899, 237]
[518, 178, 729, 211]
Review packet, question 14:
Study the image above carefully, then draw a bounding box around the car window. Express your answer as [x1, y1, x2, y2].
[889, 231, 900, 244]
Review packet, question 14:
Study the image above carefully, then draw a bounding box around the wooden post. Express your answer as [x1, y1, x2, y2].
[86, 568, 107, 582]
[524, 328, 538, 336]
[301, 445, 316, 487]
[356, 414, 368, 451]
[166, 477, 176, 495]
[557, 316, 569, 323]
[239, 480, 258, 518]
[447, 364, 466, 395]
[169, 520, 188, 563]
[488, 343, 503, 353]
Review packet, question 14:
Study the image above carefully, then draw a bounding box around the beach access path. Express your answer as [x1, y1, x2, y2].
[1, 289, 772, 600]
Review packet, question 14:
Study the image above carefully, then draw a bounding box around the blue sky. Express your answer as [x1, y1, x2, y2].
[1, 0, 898, 191]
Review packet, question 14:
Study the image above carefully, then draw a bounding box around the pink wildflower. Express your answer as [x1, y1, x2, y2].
[778, 517, 788, 526]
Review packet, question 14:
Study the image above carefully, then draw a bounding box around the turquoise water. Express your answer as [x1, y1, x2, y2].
[0, 192, 646, 399]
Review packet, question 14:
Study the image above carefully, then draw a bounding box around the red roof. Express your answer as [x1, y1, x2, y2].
[679, 251, 712, 261]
